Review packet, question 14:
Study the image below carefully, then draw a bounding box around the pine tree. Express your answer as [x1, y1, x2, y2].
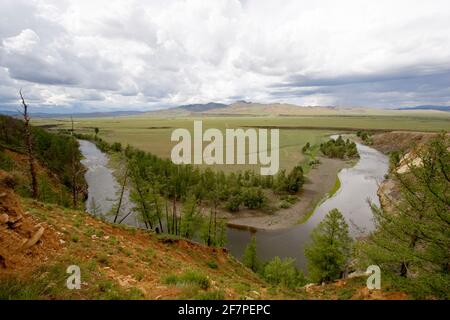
[180, 195, 200, 239]
[361, 133, 449, 298]
[216, 219, 227, 247]
[262, 256, 306, 289]
[243, 236, 260, 272]
[305, 208, 353, 283]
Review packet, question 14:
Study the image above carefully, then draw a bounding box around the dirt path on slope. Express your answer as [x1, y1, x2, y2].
[227, 157, 352, 230]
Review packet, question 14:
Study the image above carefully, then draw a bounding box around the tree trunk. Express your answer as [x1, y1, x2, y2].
[165, 200, 170, 234]
[20, 90, 38, 199]
[207, 209, 213, 246]
[213, 202, 217, 244]
[133, 178, 150, 229]
[114, 167, 128, 223]
[153, 195, 164, 233]
[70, 117, 78, 208]
[172, 195, 177, 235]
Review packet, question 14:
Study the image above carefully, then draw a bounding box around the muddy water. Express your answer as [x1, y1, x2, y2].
[226, 141, 389, 270]
[78, 140, 139, 227]
[79, 139, 388, 271]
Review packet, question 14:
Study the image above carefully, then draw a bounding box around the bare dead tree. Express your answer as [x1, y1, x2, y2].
[19, 90, 38, 198]
[69, 116, 83, 208]
[71, 116, 76, 206]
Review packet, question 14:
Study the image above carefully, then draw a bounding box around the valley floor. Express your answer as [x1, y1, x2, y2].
[226, 156, 351, 230]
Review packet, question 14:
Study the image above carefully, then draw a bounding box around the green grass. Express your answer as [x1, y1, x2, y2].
[195, 290, 225, 300]
[34, 114, 449, 173]
[207, 260, 218, 269]
[0, 260, 143, 300]
[298, 175, 342, 224]
[328, 175, 342, 198]
[163, 269, 210, 290]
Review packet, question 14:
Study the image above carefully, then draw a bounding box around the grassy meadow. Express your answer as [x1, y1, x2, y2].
[33, 113, 450, 172]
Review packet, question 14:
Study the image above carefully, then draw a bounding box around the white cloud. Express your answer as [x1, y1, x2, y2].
[0, 0, 449, 111]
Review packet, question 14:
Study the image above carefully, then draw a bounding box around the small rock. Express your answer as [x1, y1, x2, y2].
[304, 283, 316, 292]
[59, 239, 66, 244]
[0, 214, 8, 224]
[0, 192, 7, 198]
[22, 227, 45, 250]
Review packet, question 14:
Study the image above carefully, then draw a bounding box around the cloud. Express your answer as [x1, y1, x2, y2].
[0, 0, 449, 112]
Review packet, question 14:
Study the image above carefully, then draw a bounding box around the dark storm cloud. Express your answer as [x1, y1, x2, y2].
[269, 69, 450, 107]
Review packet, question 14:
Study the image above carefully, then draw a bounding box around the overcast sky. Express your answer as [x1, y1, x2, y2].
[1, 0, 449, 112]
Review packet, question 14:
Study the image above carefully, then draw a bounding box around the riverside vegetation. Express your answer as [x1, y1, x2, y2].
[0, 109, 448, 299]
[77, 122, 449, 298]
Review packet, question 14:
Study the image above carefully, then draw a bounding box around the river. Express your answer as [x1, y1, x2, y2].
[226, 141, 389, 269]
[79, 140, 139, 227]
[78, 138, 388, 271]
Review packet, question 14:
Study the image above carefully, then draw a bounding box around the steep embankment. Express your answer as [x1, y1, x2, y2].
[0, 182, 407, 300]
[370, 131, 443, 154]
[374, 131, 449, 218]
[0, 177, 296, 299]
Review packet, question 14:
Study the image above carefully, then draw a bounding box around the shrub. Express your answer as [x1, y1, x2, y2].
[243, 236, 260, 272]
[163, 270, 210, 290]
[320, 136, 359, 159]
[225, 194, 242, 212]
[262, 257, 307, 289]
[195, 290, 225, 300]
[241, 187, 267, 209]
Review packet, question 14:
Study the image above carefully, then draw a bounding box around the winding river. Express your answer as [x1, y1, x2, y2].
[226, 140, 389, 269]
[79, 138, 389, 271]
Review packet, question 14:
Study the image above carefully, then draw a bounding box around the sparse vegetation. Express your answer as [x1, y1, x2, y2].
[356, 130, 373, 144]
[163, 270, 210, 290]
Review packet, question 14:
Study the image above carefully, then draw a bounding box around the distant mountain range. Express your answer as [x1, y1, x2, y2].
[0, 110, 147, 118]
[171, 102, 227, 112]
[398, 105, 450, 112]
[1, 102, 449, 119]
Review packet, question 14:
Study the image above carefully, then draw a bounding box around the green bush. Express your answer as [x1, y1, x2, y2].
[320, 136, 359, 159]
[262, 257, 307, 289]
[195, 290, 225, 300]
[241, 187, 266, 209]
[163, 270, 210, 290]
[0, 151, 14, 170]
[225, 194, 242, 212]
[207, 260, 218, 269]
[243, 236, 260, 272]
